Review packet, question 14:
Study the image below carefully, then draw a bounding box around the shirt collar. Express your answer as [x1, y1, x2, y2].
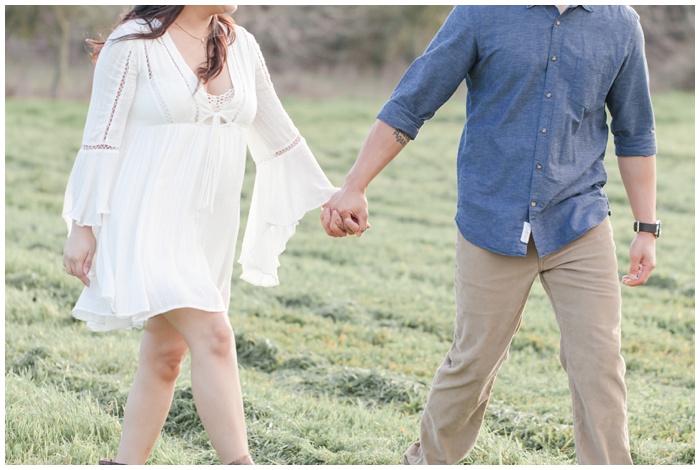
[526, 5, 595, 12]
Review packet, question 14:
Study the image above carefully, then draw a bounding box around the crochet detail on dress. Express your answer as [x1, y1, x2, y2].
[142, 42, 174, 124]
[256, 48, 272, 87]
[207, 88, 235, 111]
[254, 136, 302, 164]
[143, 42, 153, 79]
[103, 50, 132, 142]
[82, 144, 118, 151]
[274, 135, 301, 157]
[163, 39, 193, 92]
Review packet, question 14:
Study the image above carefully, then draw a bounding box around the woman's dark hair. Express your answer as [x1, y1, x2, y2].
[88, 6, 236, 84]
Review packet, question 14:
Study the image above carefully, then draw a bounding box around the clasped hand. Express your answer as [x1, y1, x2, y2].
[320, 186, 370, 238]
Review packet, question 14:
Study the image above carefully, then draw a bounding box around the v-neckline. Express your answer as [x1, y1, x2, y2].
[162, 30, 234, 97]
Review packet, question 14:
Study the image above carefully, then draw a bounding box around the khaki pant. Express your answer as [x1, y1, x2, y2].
[404, 218, 632, 465]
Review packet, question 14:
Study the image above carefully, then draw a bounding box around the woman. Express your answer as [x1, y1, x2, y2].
[62, 5, 336, 465]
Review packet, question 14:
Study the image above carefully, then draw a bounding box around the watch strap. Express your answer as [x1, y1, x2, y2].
[634, 220, 661, 237]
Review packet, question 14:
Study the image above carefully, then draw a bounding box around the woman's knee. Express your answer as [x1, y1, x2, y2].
[153, 340, 189, 381]
[201, 322, 236, 359]
[141, 318, 189, 381]
[165, 309, 236, 359]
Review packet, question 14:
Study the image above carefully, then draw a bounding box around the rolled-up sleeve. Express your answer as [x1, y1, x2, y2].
[607, 15, 657, 157]
[377, 6, 477, 140]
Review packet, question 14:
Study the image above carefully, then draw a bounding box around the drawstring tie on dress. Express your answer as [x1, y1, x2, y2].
[198, 111, 224, 214]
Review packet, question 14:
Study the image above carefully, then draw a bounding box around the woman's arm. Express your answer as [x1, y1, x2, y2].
[62, 29, 139, 286]
[238, 30, 337, 286]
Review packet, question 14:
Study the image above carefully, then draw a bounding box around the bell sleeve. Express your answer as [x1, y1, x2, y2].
[62, 32, 138, 235]
[239, 36, 337, 287]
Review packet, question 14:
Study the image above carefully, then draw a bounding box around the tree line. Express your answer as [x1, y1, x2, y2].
[5, 5, 694, 99]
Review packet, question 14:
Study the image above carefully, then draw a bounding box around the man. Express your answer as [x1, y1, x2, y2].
[321, 5, 658, 465]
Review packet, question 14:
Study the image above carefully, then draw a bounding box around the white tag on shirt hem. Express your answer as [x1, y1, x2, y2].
[520, 222, 531, 244]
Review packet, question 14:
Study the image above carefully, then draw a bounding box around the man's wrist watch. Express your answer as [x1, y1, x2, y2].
[634, 220, 662, 238]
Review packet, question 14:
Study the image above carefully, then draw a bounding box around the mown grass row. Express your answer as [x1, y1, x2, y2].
[5, 92, 695, 464]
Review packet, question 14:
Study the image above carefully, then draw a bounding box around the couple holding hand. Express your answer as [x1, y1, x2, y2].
[63, 5, 657, 465]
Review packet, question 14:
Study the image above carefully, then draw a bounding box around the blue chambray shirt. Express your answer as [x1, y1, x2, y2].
[377, 5, 657, 257]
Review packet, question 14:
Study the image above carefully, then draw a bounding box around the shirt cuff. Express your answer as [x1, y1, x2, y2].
[377, 99, 423, 140]
[614, 133, 657, 157]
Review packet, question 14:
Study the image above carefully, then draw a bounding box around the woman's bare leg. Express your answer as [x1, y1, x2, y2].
[163, 308, 249, 464]
[115, 314, 189, 464]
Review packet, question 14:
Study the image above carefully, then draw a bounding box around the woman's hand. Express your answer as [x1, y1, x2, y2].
[63, 223, 96, 287]
[321, 186, 370, 238]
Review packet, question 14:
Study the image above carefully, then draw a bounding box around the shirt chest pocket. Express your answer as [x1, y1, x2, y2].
[569, 58, 615, 112]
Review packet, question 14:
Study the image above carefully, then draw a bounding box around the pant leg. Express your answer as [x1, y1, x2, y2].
[539, 218, 632, 465]
[404, 231, 539, 465]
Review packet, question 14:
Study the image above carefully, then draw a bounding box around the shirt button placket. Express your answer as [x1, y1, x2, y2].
[530, 13, 564, 223]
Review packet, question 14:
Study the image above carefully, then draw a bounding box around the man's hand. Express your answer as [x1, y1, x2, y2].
[321, 186, 370, 238]
[617, 155, 657, 287]
[621, 232, 656, 286]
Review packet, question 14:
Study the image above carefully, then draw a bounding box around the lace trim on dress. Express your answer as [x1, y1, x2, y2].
[163, 38, 192, 92]
[144, 43, 174, 124]
[275, 135, 301, 157]
[143, 42, 153, 79]
[82, 144, 118, 151]
[207, 88, 235, 111]
[256, 48, 272, 87]
[103, 50, 132, 143]
[255, 135, 303, 164]
[153, 87, 175, 124]
[163, 42, 201, 121]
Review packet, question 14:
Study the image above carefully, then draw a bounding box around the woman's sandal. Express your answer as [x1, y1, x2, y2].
[98, 459, 126, 465]
[229, 454, 254, 465]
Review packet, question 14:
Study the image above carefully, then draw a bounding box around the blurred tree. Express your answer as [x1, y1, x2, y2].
[4, 5, 695, 98]
[234, 5, 696, 91]
[633, 5, 695, 90]
[52, 6, 72, 100]
[235, 6, 452, 73]
[7, 5, 73, 99]
[5, 5, 123, 99]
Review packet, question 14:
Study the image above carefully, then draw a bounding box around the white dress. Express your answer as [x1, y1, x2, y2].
[62, 20, 337, 332]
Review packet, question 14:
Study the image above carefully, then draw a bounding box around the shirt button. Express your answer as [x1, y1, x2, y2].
[556, 20, 561, 26]
[536, 164, 543, 170]
[541, 127, 547, 134]
[531, 201, 537, 207]
[545, 92, 552, 99]
[551, 55, 558, 61]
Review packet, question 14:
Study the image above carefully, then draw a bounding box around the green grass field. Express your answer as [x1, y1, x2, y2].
[5, 91, 695, 465]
